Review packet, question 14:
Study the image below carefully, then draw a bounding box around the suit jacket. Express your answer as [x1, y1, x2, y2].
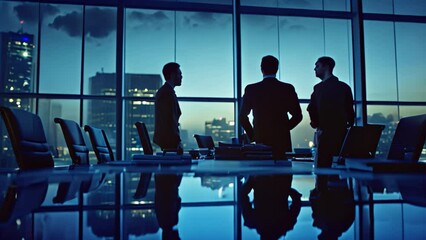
[154, 82, 181, 149]
[239, 77, 303, 152]
[307, 76, 355, 131]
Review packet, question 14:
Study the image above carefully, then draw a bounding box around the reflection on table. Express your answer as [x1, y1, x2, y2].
[0, 161, 425, 239]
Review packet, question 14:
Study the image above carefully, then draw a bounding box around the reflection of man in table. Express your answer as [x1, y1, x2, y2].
[155, 174, 182, 240]
[240, 174, 302, 239]
[239, 55, 302, 159]
[154, 62, 183, 154]
[310, 177, 355, 240]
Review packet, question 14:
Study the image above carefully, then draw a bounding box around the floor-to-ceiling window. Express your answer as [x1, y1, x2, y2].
[0, 0, 425, 167]
[363, 0, 426, 158]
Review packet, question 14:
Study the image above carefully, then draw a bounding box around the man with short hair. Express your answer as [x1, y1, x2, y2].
[154, 62, 183, 154]
[239, 55, 303, 159]
[307, 56, 355, 168]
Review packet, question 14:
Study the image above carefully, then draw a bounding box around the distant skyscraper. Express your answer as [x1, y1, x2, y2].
[88, 72, 162, 157]
[205, 118, 235, 144]
[0, 31, 35, 110]
[0, 31, 35, 166]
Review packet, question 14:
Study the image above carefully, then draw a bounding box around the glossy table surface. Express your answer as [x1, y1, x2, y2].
[1, 160, 425, 240]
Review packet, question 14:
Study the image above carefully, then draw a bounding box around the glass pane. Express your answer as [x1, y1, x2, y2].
[125, 9, 174, 96]
[364, 0, 426, 16]
[39, 4, 82, 94]
[364, 21, 398, 101]
[178, 206, 234, 239]
[363, 0, 393, 14]
[367, 105, 398, 159]
[35, 212, 79, 239]
[241, 0, 350, 11]
[124, 99, 156, 160]
[83, 6, 117, 95]
[241, 14, 279, 88]
[324, 0, 350, 11]
[175, 11, 233, 98]
[84, 99, 116, 158]
[179, 102, 235, 150]
[395, 22, 426, 101]
[324, 19, 353, 90]
[180, 176, 235, 202]
[279, 17, 324, 99]
[145, 0, 231, 3]
[394, 0, 426, 16]
[0, 2, 39, 95]
[292, 103, 316, 149]
[39, 99, 80, 166]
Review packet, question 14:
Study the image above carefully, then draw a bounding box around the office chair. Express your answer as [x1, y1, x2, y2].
[135, 121, 154, 155]
[193, 134, 215, 149]
[133, 122, 154, 199]
[336, 124, 385, 163]
[84, 125, 114, 163]
[0, 107, 54, 169]
[54, 118, 90, 165]
[387, 114, 426, 161]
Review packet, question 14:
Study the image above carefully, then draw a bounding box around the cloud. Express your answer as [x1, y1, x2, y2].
[280, 19, 306, 31]
[49, 8, 116, 38]
[84, 8, 116, 38]
[128, 10, 170, 30]
[13, 3, 59, 24]
[184, 12, 217, 28]
[49, 11, 82, 37]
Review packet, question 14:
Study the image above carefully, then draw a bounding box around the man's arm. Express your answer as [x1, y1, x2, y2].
[345, 86, 355, 127]
[307, 88, 319, 129]
[239, 88, 254, 141]
[287, 85, 303, 130]
[155, 91, 181, 148]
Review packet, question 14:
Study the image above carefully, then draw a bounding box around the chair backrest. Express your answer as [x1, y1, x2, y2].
[194, 134, 215, 149]
[338, 124, 385, 160]
[387, 114, 426, 161]
[54, 118, 90, 165]
[135, 122, 154, 155]
[84, 125, 114, 163]
[0, 107, 54, 169]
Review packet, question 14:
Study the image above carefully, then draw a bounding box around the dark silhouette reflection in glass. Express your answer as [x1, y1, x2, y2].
[240, 174, 302, 240]
[155, 174, 183, 240]
[310, 176, 355, 240]
[0, 175, 48, 239]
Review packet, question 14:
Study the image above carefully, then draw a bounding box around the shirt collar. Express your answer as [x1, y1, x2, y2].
[263, 74, 276, 79]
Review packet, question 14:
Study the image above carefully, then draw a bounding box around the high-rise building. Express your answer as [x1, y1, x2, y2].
[0, 31, 35, 166]
[205, 118, 235, 144]
[88, 72, 162, 157]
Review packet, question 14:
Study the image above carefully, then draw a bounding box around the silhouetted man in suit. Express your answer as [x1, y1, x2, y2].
[239, 55, 303, 159]
[307, 56, 355, 169]
[154, 62, 183, 154]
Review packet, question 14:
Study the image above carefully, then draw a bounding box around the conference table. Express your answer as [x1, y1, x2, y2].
[0, 159, 425, 240]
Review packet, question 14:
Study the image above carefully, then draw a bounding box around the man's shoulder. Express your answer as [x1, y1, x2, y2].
[156, 84, 173, 95]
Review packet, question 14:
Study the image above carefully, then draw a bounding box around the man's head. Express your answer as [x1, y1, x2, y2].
[314, 56, 335, 80]
[261, 55, 279, 75]
[162, 62, 182, 86]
